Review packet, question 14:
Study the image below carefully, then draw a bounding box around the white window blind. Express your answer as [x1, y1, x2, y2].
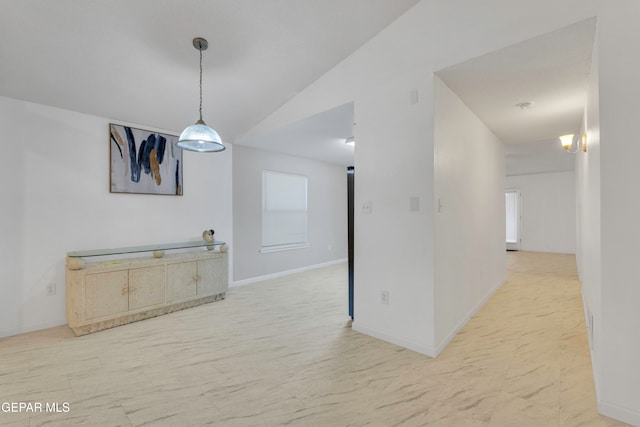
[262, 170, 308, 250]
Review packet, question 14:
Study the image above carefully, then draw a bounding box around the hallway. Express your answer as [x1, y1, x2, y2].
[0, 252, 628, 426]
[436, 251, 625, 426]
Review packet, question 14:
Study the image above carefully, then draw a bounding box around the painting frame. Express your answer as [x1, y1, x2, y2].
[109, 123, 183, 196]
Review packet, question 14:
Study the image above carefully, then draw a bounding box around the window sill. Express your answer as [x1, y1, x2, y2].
[260, 243, 310, 254]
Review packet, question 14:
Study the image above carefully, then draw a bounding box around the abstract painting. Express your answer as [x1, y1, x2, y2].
[110, 124, 183, 195]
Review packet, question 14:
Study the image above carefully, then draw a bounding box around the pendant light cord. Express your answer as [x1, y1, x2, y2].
[199, 47, 203, 122]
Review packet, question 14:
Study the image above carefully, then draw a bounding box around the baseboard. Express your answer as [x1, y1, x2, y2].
[351, 277, 506, 359]
[433, 276, 506, 357]
[519, 248, 577, 255]
[598, 400, 640, 426]
[351, 321, 436, 357]
[580, 295, 640, 426]
[231, 258, 347, 288]
[0, 319, 67, 339]
[581, 290, 601, 398]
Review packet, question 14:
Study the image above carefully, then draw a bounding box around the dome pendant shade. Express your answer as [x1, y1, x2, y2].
[177, 119, 225, 152]
[177, 37, 225, 153]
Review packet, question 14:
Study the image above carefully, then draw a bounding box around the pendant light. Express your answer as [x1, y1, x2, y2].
[177, 37, 225, 152]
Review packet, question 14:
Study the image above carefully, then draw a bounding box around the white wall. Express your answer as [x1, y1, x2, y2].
[505, 171, 576, 254]
[434, 77, 506, 352]
[353, 73, 436, 355]
[0, 95, 233, 338]
[576, 22, 602, 411]
[505, 139, 575, 176]
[232, 145, 347, 283]
[593, 2, 640, 424]
[0, 98, 26, 338]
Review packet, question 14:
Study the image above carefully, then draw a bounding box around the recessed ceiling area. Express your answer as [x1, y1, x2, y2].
[243, 19, 596, 172]
[437, 18, 596, 175]
[239, 102, 355, 166]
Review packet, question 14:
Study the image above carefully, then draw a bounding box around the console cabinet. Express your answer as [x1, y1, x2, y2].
[166, 256, 226, 302]
[66, 244, 227, 336]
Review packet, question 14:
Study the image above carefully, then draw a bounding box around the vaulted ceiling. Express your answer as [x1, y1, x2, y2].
[0, 0, 418, 145]
[1, 2, 596, 173]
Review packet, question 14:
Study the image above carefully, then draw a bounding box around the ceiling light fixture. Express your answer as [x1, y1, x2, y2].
[345, 137, 355, 146]
[516, 101, 534, 110]
[559, 133, 587, 153]
[177, 37, 225, 153]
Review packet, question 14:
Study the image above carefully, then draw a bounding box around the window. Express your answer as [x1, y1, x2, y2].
[261, 170, 308, 252]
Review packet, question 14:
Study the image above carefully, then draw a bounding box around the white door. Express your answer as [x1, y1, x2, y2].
[505, 189, 521, 250]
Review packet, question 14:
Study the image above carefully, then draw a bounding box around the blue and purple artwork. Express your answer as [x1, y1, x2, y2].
[110, 124, 183, 195]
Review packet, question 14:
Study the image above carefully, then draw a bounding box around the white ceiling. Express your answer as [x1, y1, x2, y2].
[0, 4, 596, 172]
[0, 0, 419, 143]
[437, 18, 595, 145]
[240, 102, 355, 166]
[437, 18, 596, 175]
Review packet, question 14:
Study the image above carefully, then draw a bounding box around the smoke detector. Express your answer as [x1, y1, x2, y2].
[516, 101, 534, 110]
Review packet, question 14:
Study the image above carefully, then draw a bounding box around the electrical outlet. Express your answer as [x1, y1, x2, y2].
[361, 201, 372, 215]
[409, 89, 419, 105]
[380, 290, 389, 305]
[409, 196, 420, 212]
[46, 282, 56, 296]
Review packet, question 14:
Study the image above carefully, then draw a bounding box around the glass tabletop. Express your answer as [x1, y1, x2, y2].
[67, 240, 225, 258]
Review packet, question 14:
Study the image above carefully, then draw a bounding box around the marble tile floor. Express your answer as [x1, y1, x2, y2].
[0, 252, 629, 426]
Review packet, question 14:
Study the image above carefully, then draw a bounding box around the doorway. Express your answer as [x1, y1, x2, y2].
[347, 166, 354, 319]
[505, 189, 521, 251]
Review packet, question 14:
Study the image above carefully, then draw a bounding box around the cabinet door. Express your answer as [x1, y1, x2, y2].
[166, 261, 198, 302]
[197, 257, 226, 296]
[85, 270, 129, 319]
[128, 265, 165, 310]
